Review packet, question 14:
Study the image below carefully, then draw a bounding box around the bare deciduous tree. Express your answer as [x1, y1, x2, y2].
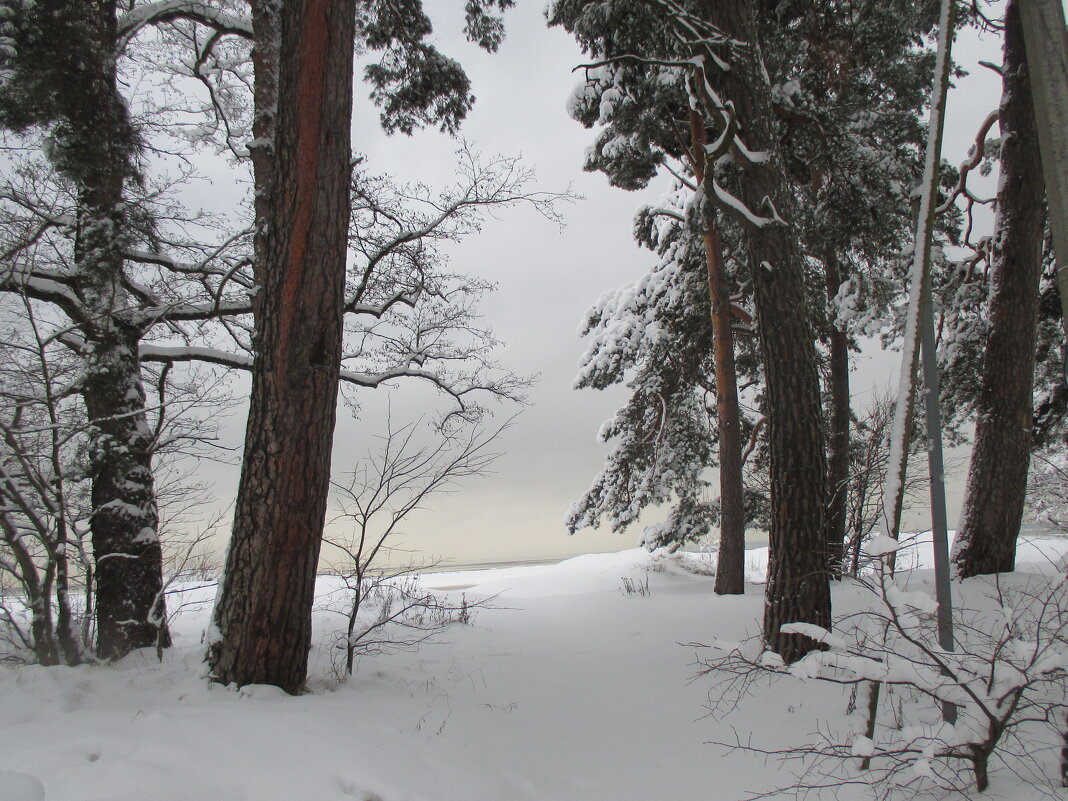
[323, 414, 505, 677]
[0, 298, 91, 665]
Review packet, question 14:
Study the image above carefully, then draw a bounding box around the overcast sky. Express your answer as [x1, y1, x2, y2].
[193, 3, 1009, 568]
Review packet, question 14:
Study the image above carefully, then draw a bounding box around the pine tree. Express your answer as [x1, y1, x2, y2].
[754, 0, 939, 570]
[207, 0, 518, 693]
[555, 0, 945, 656]
[203, 0, 357, 693]
[951, 0, 1049, 578]
[553, 0, 833, 659]
[554, 0, 755, 593]
[567, 188, 724, 551]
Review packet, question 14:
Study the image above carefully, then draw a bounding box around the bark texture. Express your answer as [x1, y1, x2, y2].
[209, 0, 356, 693]
[688, 110, 746, 596]
[65, 0, 168, 658]
[82, 321, 168, 659]
[824, 252, 850, 575]
[952, 0, 1046, 578]
[698, 0, 829, 659]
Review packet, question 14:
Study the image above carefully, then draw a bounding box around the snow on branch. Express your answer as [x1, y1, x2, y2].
[644, 0, 737, 57]
[339, 364, 526, 416]
[695, 556, 1068, 796]
[139, 344, 252, 371]
[935, 109, 1000, 215]
[0, 189, 77, 232]
[123, 230, 254, 287]
[709, 180, 778, 229]
[730, 135, 770, 166]
[138, 297, 253, 325]
[0, 272, 85, 323]
[117, 1, 253, 48]
[346, 290, 419, 319]
[138, 344, 524, 416]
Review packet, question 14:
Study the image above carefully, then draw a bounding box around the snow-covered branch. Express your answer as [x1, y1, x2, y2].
[117, 1, 253, 47]
[695, 553, 1068, 795]
[0, 272, 85, 324]
[138, 344, 252, 371]
[138, 297, 254, 324]
[709, 180, 778, 229]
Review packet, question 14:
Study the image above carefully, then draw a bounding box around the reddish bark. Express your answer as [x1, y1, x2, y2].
[209, 0, 356, 693]
[697, 0, 830, 660]
[688, 109, 746, 596]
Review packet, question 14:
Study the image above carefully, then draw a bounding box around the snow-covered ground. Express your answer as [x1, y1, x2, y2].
[2, 538, 1066, 801]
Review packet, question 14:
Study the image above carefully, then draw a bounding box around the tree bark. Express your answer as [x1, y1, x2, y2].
[208, 0, 356, 693]
[81, 321, 169, 659]
[62, 0, 168, 659]
[688, 110, 746, 596]
[824, 252, 850, 576]
[952, 0, 1046, 578]
[697, 0, 829, 660]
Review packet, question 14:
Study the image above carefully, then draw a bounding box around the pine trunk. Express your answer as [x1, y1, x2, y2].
[208, 0, 356, 693]
[697, 0, 829, 659]
[952, 0, 1045, 578]
[707, 224, 747, 596]
[824, 253, 850, 576]
[689, 111, 747, 595]
[67, 0, 168, 659]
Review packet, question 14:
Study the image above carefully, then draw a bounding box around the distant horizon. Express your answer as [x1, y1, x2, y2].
[314, 524, 1067, 579]
[173, 5, 1008, 571]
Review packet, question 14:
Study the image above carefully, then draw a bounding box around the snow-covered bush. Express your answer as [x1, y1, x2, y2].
[697, 548, 1068, 797]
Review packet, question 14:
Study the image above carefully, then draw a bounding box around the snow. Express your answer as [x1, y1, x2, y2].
[710, 179, 776, 228]
[117, 1, 254, 40]
[2, 541, 1067, 800]
[864, 533, 904, 556]
[780, 622, 850, 651]
[0, 772, 44, 801]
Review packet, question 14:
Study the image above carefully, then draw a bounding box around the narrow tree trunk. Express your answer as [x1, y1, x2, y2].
[952, 0, 1045, 578]
[66, 0, 168, 659]
[688, 110, 746, 595]
[971, 746, 990, 792]
[697, 0, 829, 660]
[209, 0, 356, 694]
[824, 252, 851, 575]
[1059, 711, 1067, 787]
[50, 415, 82, 663]
[53, 550, 81, 664]
[0, 515, 58, 664]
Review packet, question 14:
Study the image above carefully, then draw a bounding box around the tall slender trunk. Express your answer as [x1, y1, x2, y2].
[697, 0, 829, 660]
[209, 0, 356, 693]
[65, 0, 168, 659]
[952, 0, 1046, 578]
[824, 252, 850, 575]
[688, 110, 746, 595]
[44, 332, 84, 665]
